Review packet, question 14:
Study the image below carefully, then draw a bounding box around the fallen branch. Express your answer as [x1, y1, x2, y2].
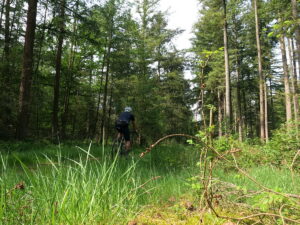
[139, 134, 198, 157]
[231, 153, 300, 200]
[142, 133, 300, 224]
[133, 176, 161, 191]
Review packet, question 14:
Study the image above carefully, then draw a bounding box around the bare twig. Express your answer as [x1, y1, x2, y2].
[291, 150, 300, 169]
[231, 153, 300, 200]
[133, 176, 161, 191]
[139, 134, 198, 158]
[290, 150, 300, 185]
[235, 212, 299, 224]
[279, 204, 288, 225]
[142, 133, 300, 224]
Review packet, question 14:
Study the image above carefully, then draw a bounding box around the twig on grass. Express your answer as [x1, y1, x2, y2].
[133, 176, 161, 191]
[279, 204, 288, 225]
[291, 150, 300, 170]
[231, 153, 300, 200]
[142, 133, 300, 224]
[139, 134, 198, 157]
[290, 150, 300, 185]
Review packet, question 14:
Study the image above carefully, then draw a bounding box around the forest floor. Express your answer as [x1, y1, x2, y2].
[0, 141, 299, 224]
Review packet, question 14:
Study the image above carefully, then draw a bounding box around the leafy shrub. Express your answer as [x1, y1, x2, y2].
[264, 121, 300, 167]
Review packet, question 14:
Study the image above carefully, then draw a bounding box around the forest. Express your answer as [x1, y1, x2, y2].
[0, 0, 300, 224]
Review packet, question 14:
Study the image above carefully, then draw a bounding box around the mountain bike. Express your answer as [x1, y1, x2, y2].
[111, 134, 126, 158]
[111, 131, 138, 158]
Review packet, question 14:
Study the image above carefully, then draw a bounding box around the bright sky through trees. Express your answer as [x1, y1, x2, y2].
[159, 0, 199, 50]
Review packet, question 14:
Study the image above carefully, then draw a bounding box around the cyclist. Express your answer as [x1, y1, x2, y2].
[115, 106, 136, 154]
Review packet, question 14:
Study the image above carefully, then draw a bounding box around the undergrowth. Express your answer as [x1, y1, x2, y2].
[1, 123, 300, 224]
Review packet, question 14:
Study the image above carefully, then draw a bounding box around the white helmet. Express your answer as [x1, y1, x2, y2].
[124, 106, 132, 112]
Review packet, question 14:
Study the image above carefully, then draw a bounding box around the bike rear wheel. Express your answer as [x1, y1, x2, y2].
[111, 136, 125, 158]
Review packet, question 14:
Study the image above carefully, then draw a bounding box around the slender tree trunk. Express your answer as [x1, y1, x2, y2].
[199, 67, 206, 129]
[209, 105, 214, 143]
[223, 0, 231, 132]
[242, 87, 249, 137]
[264, 82, 269, 141]
[269, 77, 275, 130]
[8, 1, 17, 42]
[16, 0, 38, 139]
[3, 0, 10, 61]
[61, 86, 70, 139]
[291, 0, 300, 77]
[0, 0, 5, 31]
[106, 79, 114, 144]
[218, 90, 223, 137]
[34, 0, 49, 137]
[72, 113, 76, 137]
[52, 0, 65, 139]
[280, 36, 293, 123]
[254, 0, 266, 141]
[61, 19, 78, 139]
[236, 62, 243, 141]
[93, 49, 107, 139]
[11, 1, 25, 42]
[288, 38, 299, 124]
[0, 0, 12, 134]
[34, 1, 49, 75]
[100, 42, 112, 144]
[86, 55, 94, 138]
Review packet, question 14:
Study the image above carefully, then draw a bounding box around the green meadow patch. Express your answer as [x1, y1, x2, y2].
[0, 142, 299, 224]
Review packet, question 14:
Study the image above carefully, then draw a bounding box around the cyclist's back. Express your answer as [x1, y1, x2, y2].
[118, 111, 134, 125]
[115, 106, 136, 153]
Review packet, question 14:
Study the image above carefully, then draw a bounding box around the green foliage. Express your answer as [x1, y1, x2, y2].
[252, 191, 287, 212]
[264, 122, 300, 166]
[213, 136, 232, 153]
[0, 142, 200, 224]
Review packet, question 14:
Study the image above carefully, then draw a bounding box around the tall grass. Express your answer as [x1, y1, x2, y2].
[214, 166, 300, 194]
[0, 143, 198, 224]
[2, 141, 298, 224]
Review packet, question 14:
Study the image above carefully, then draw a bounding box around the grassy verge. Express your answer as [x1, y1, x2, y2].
[0, 141, 299, 224]
[0, 142, 198, 224]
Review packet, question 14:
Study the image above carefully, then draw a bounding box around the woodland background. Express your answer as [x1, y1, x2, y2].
[1, 1, 300, 224]
[0, 0, 300, 144]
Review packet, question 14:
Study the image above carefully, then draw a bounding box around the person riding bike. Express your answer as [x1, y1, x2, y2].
[115, 106, 137, 154]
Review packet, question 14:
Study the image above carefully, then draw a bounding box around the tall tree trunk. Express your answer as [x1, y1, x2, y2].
[61, 20, 78, 139]
[0, 0, 12, 136]
[218, 90, 223, 137]
[264, 82, 269, 141]
[290, 39, 299, 123]
[3, 0, 10, 61]
[86, 55, 94, 138]
[93, 48, 107, 139]
[100, 41, 112, 145]
[16, 0, 38, 139]
[269, 77, 275, 130]
[223, 0, 231, 132]
[199, 67, 206, 130]
[0, 0, 5, 31]
[61, 86, 70, 139]
[291, 0, 300, 76]
[8, 1, 17, 43]
[236, 61, 243, 141]
[2, 0, 11, 93]
[52, 0, 65, 139]
[106, 79, 114, 144]
[34, 0, 49, 137]
[253, 0, 267, 141]
[280, 36, 293, 123]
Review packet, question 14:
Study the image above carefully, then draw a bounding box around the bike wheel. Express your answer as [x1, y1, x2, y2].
[111, 137, 125, 158]
[111, 138, 120, 158]
[119, 137, 127, 156]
